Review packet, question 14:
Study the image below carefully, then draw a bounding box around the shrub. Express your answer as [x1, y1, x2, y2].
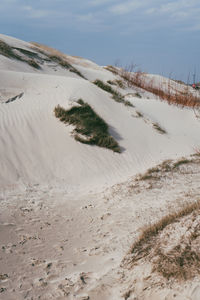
[108, 63, 200, 108]
[54, 100, 121, 153]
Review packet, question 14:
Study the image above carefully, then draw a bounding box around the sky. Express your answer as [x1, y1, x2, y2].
[1, 0, 200, 82]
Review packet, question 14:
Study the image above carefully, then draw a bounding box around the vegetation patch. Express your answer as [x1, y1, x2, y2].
[13, 47, 41, 60]
[0, 40, 22, 60]
[104, 65, 119, 75]
[93, 79, 133, 107]
[31, 42, 85, 78]
[135, 111, 143, 118]
[153, 122, 167, 134]
[107, 63, 200, 108]
[107, 79, 125, 89]
[0, 40, 41, 69]
[54, 100, 121, 153]
[129, 200, 200, 281]
[46, 54, 85, 78]
[5, 92, 24, 104]
[173, 158, 190, 169]
[27, 59, 41, 69]
[134, 92, 142, 98]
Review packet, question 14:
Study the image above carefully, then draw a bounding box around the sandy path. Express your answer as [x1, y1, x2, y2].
[1, 158, 200, 299]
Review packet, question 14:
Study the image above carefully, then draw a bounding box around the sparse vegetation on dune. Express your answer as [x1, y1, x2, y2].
[105, 64, 200, 108]
[152, 122, 167, 134]
[54, 100, 121, 153]
[129, 200, 200, 281]
[137, 157, 193, 182]
[0, 40, 21, 60]
[107, 79, 125, 89]
[93, 79, 133, 107]
[0, 39, 41, 69]
[31, 42, 85, 78]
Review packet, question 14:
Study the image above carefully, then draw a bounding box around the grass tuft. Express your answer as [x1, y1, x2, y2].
[108, 63, 200, 108]
[0, 40, 22, 60]
[54, 100, 121, 153]
[0, 40, 41, 69]
[173, 159, 190, 169]
[153, 122, 167, 134]
[31, 42, 85, 78]
[130, 200, 200, 280]
[94, 79, 133, 107]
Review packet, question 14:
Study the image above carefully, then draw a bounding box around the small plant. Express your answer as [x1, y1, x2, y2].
[93, 79, 133, 106]
[124, 100, 133, 107]
[107, 80, 115, 85]
[48, 54, 85, 78]
[130, 200, 200, 280]
[93, 79, 122, 98]
[173, 158, 190, 169]
[0, 39, 41, 69]
[107, 79, 125, 88]
[31, 42, 85, 78]
[27, 59, 41, 69]
[54, 100, 121, 153]
[134, 92, 142, 98]
[153, 122, 167, 134]
[0, 39, 22, 61]
[104, 65, 118, 75]
[136, 111, 143, 118]
[115, 80, 125, 89]
[13, 47, 41, 59]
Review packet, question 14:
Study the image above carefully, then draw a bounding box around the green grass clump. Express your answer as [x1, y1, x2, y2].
[93, 79, 133, 107]
[48, 54, 85, 78]
[54, 100, 121, 153]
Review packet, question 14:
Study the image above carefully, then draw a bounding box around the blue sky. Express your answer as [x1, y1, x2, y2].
[1, 0, 200, 81]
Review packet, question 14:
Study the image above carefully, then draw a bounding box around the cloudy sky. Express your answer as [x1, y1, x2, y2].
[1, 0, 200, 81]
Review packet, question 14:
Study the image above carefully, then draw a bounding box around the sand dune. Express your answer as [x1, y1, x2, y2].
[0, 34, 200, 299]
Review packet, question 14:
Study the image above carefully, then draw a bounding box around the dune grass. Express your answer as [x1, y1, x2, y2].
[0, 40, 21, 60]
[106, 64, 200, 108]
[153, 122, 167, 134]
[31, 42, 85, 78]
[54, 100, 121, 153]
[0, 40, 41, 69]
[130, 199, 200, 280]
[93, 79, 133, 107]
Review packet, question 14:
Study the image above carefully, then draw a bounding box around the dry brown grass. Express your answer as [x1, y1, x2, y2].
[31, 42, 85, 78]
[129, 200, 200, 280]
[154, 241, 200, 280]
[106, 64, 200, 108]
[137, 158, 193, 182]
[31, 42, 67, 59]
